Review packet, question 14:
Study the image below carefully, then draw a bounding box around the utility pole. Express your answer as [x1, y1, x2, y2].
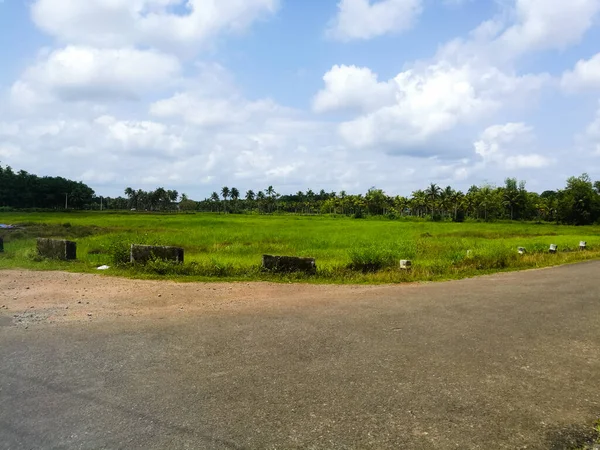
[100, 196, 103, 211]
[65, 193, 68, 210]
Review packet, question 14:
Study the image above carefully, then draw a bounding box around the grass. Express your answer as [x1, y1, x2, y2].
[2, 211, 600, 283]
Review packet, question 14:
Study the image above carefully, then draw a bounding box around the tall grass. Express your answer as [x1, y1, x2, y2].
[1, 212, 600, 283]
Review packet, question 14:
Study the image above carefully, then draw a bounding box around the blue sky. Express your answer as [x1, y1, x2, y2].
[1, 0, 600, 199]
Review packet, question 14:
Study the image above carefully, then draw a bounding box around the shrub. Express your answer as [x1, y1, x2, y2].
[348, 245, 396, 273]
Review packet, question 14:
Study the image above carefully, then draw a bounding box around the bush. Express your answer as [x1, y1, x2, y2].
[348, 245, 396, 272]
[103, 233, 166, 266]
[453, 210, 465, 222]
[353, 209, 365, 219]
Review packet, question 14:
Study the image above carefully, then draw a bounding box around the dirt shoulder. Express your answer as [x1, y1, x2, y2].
[0, 269, 395, 327]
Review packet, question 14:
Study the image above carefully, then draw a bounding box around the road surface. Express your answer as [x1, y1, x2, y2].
[1, 263, 599, 449]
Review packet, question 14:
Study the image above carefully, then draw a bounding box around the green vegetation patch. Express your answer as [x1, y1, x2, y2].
[1, 212, 600, 283]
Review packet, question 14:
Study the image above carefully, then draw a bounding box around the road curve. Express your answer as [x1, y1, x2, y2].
[1, 263, 599, 449]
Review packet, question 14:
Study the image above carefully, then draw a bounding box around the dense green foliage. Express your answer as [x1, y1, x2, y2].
[120, 176, 600, 226]
[2, 212, 600, 283]
[0, 164, 94, 209]
[3, 162, 600, 225]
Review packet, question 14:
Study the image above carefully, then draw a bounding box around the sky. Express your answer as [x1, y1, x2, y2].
[1, 0, 600, 199]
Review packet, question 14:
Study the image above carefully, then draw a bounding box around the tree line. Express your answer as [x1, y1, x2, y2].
[117, 175, 600, 225]
[0, 164, 94, 210]
[3, 162, 600, 225]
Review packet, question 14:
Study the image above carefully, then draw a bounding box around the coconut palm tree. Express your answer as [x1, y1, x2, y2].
[230, 187, 239, 213]
[210, 191, 220, 213]
[221, 186, 230, 213]
[424, 183, 441, 217]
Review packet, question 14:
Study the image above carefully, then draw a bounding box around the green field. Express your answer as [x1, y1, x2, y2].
[1, 212, 600, 283]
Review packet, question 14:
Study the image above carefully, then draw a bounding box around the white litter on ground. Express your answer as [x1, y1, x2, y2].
[97, 265, 110, 270]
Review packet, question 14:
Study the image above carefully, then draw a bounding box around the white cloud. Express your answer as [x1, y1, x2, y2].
[94, 115, 186, 155]
[496, 0, 600, 57]
[473, 122, 551, 169]
[150, 92, 286, 128]
[31, 0, 279, 50]
[312, 65, 395, 114]
[561, 53, 600, 91]
[10, 46, 180, 107]
[323, 62, 546, 150]
[327, 0, 422, 41]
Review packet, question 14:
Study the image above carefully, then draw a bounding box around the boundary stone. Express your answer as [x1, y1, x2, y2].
[37, 238, 76, 260]
[130, 245, 184, 264]
[262, 255, 316, 274]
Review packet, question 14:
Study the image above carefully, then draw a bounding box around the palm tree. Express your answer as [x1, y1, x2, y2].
[265, 186, 277, 213]
[124, 187, 138, 210]
[451, 191, 464, 221]
[440, 186, 454, 218]
[230, 187, 239, 213]
[424, 183, 441, 217]
[411, 190, 427, 217]
[210, 191, 220, 213]
[256, 191, 266, 214]
[221, 186, 230, 213]
[245, 190, 255, 212]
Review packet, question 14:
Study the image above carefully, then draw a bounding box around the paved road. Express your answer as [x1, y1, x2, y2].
[1, 263, 600, 449]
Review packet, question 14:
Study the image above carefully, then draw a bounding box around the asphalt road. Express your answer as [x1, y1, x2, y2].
[1, 263, 600, 449]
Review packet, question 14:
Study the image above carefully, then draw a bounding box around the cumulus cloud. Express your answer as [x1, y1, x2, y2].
[316, 62, 547, 150]
[150, 93, 288, 128]
[312, 65, 395, 114]
[327, 0, 422, 41]
[474, 122, 551, 169]
[10, 46, 180, 107]
[561, 53, 600, 91]
[31, 0, 279, 50]
[496, 0, 600, 56]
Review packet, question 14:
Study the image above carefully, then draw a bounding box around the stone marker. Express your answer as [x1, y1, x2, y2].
[262, 255, 316, 274]
[37, 238, 77, 260]
[130, 245, 184, 264]
[580, 241, 587, 250]
[400, 260, 412, 270]
[518, 247, 526, 255]
[0, 237, 3, 253]
[549, 244, 558, 254]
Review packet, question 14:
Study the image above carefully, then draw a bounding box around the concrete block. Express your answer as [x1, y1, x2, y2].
[580, 241, 587, 250]
[549, 244, 557, 254]
[400, 260, 412, 269]
[37, 238, 76, 260]
[130, 245, 184, 264]
[262, 255, 316, 274]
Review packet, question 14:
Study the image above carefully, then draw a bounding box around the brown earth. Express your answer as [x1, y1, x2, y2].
[1, 264, 599, 449]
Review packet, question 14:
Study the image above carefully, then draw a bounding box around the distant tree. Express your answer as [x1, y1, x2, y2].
[230, 187, 240, 212]
[424, 183, 441, 217]
[210, 191, 220, 213]
[557, 174, 600, 225]
[221, 186, 230, 213]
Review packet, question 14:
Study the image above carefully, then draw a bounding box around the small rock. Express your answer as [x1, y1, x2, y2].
[158, 294, 162, 298]
[65, 306, 69, 310]
[87, 313, 92, 317]
[30, 306, 34, 309]
[26, 287, 30, 290]
[77, 301, 82, 304]
[13, 297, 17, 300]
